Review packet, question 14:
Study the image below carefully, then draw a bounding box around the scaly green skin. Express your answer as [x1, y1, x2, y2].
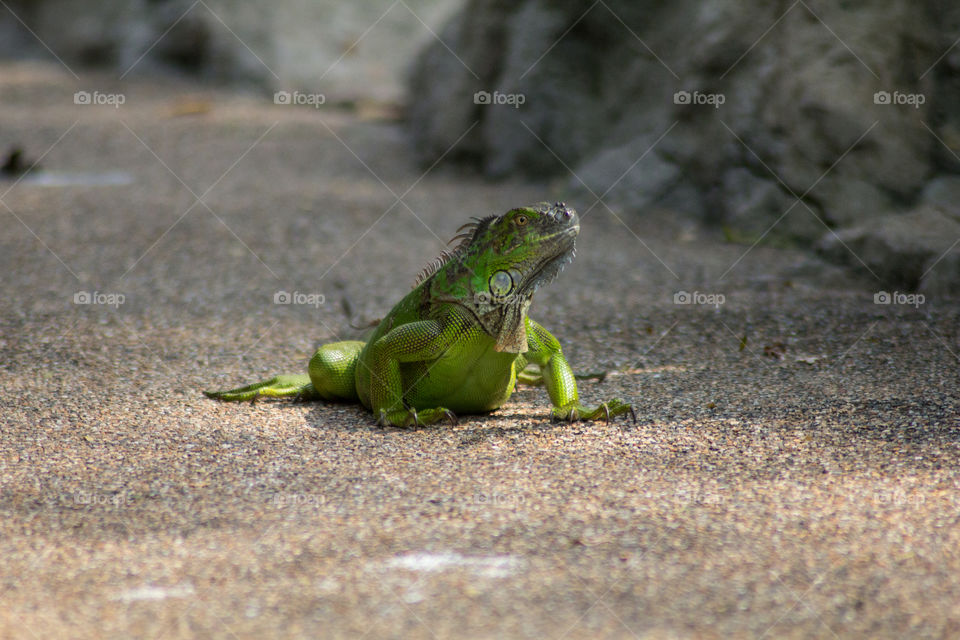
[205, 202, 634, 427]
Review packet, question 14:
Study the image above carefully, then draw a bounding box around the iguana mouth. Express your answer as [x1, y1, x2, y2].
[518, 226, 578, 297]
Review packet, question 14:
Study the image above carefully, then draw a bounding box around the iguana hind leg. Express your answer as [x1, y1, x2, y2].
[307, 340, 363, 402]
[205, 340, 364, 403]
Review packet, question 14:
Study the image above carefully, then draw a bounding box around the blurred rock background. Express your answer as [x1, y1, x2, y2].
[0, 0, 461, 103]
[408, 0, 960, 294]
[2, 0, 959, 292]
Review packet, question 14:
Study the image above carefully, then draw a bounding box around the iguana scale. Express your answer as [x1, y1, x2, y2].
[205, 202, 634, 427]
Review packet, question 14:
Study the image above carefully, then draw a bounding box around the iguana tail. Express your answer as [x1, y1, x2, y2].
[204, 374, 318, 402]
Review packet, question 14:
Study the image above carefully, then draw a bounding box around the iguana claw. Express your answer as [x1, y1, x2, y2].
[376, 406, 458, 428]
[551, 399, 634, 423]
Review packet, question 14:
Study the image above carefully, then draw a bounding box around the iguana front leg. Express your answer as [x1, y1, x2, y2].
[523, 318, 635, 422]
[514, 363, 607, 386]
[362, 319, 458, 428]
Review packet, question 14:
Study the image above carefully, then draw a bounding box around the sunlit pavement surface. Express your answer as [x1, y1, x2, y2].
[2, 63, 959, 639]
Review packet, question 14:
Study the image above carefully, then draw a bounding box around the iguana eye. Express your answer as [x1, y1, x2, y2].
[489, 270, 513, 298]
[515, 214, 528, 226]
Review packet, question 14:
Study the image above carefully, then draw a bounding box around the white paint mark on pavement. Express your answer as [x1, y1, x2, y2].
[111, 584, 196, 602]
[386, 552, 521, 578]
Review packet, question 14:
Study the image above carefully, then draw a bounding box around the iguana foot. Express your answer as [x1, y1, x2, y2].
[376, 407, 458, 428]
[551, 399, 635, 423]
[204, 375, 318, 402]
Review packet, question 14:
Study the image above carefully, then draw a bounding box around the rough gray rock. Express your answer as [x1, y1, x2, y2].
[921, 175, 960, 216]
[921, 248, 960, 296]
[718, 167, 818, 242]
[816, 205, 960, 294]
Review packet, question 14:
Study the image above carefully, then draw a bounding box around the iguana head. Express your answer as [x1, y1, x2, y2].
[422, 202, 580, 353]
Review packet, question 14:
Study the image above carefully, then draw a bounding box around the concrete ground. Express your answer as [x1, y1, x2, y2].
[1, 62, 959, 639]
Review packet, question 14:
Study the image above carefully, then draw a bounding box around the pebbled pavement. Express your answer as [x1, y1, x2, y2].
[1, 63, 959, 639]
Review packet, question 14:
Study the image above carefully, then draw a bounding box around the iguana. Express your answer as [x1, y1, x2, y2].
[205, 202, 634, 427]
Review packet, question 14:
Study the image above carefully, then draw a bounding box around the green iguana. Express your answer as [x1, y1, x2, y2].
[205, 202, 634, 427]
